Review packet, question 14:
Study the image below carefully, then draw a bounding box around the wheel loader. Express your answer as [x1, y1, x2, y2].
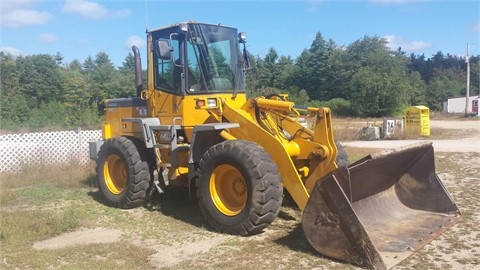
[89, 21, 461, 269]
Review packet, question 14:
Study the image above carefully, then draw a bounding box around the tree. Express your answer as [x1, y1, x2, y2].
[245, 53, 264, 96]
[292, 33, 337, 101]
[262, 48, 280, 87]
[53, 52, 64, 66]
[0, 53, 29, 126]
[16, 54, 63, 108]
[89, 52, 117, 104]
[408, 53, 433, 83]
[119, 53, 135, 71]
[61, 60, 90, 126]
[470, 56, 480, 95]
[426, 77, 464, 111]
[343, 36, 417, 116]
[275, 55, 294, 90]
[1, 30, 477, 131]
[116, 53, 137, 98]
[83, 56, 95, 72]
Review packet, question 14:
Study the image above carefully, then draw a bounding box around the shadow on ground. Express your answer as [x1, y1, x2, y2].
[144, 186, 208, 230]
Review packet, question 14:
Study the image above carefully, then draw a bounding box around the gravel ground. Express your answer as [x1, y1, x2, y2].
[343, 120, 480, 152]
[10, 119, 479, 270]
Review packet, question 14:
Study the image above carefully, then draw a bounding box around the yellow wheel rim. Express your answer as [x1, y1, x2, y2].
[103, 154, 127, 195]
[210, 164, 247, 216]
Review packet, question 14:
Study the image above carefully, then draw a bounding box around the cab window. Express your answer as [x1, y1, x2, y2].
[153, 35, 180, 93]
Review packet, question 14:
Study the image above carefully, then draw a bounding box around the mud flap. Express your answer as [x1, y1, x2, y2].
[302, 142, 461, 269]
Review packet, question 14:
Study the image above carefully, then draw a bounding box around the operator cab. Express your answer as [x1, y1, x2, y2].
[150, 22, 248, 96]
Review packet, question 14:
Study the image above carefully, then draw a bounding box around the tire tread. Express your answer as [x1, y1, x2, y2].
[197, 140, 283, 236]
[96, 136, 152, 209]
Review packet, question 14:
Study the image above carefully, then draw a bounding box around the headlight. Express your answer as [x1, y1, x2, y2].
[207, 98, 217, 107]
[195, 98, 219, 109]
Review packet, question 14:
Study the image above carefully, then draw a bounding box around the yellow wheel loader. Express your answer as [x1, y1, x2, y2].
[89, 21, 461, 269]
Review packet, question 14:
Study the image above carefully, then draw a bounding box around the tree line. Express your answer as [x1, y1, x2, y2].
[246, 33, 479, 117]
[1, 51, 137, 131]
[1, 32, 479, 131]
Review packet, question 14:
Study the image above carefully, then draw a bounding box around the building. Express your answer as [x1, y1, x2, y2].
[443, 95, 479, 116]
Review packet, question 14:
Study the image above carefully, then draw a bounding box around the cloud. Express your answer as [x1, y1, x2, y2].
[305, 0, 324, 13]
[0, 46, 24, 57]
[62, 0, 131, 20]
[111, 9, 131, 18]
[39, 33, 58, 43]
[125, 36, 146, 49]
[76, 38, 91, 45]
[1, 0, 38, 13]
[0, 8, 52, 29]
[62, 0, 108, 19]
[472, 23, 480, 33]
[371, 0, 418, 4]
[383, 35, 432, 52]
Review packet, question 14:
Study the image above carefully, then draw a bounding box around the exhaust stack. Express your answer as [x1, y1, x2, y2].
[132, 46, 143, 96]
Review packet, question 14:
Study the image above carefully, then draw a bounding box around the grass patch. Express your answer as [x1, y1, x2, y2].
[0, 208, 80, 246]
[343, 147, 381, 163]
[0, 163, 96, 208]
[0, 162, 96, 190]
[2, 242, 156, 269]
[0, 140, 478, 269]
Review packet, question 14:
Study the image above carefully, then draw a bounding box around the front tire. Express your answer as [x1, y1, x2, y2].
[96, 136, 152, 208]
[196, 140, 283, 236]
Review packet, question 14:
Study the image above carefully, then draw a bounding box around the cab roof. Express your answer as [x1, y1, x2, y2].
[147, 21, 237, 34]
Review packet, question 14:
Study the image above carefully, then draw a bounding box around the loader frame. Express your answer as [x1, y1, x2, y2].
[89, 21, 461, 270]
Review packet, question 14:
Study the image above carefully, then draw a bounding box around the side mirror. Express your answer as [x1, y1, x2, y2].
[238, 32, 247, 44]
[238, 32, 249, 69]
[156, 40, 172, 61]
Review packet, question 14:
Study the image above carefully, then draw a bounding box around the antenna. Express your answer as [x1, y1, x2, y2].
[145, 0, 148, 33]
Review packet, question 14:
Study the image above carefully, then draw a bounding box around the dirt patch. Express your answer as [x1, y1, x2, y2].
[397, 152, 480, 269]
[342, 119, 480, 152]
[132, 234, 231, 268]
[429, 120, 480, 130]
[6, 119, 477, 269]
[33, 228, 122, 250]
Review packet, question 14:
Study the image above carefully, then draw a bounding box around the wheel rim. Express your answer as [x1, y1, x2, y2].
[210, 164, 247, 216]
[103, 154, 127, 195]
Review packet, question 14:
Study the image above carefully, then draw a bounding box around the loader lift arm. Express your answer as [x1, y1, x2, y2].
[220, 97, 339, 211]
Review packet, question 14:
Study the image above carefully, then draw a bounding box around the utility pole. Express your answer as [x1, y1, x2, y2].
[465, 42, 470, 116]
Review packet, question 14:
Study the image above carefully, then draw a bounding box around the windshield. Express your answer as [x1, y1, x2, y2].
[151, 23, 245, 95]
[185, 24, 244, 93]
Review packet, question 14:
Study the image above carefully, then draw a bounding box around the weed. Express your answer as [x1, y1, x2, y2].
[0, 208, 80, 246]
[0, 162, 95, 190]
[0, 132, 478, 269]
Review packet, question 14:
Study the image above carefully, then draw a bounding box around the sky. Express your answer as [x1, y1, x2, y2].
[1, 0, 479, 68]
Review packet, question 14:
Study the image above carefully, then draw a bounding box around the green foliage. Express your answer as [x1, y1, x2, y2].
[426, 77, 464, 111]
[307, 98, 352, 116]
[0, 51, 136, 131]
[1, 31, 477, 131]
[0, 208, 79, 246]
[245, 34, 475, 117]
[290, 33, 340, 102]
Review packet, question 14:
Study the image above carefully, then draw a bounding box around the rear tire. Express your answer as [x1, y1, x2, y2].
[96, 136, 152, 208]
[196, 140, 283, 236]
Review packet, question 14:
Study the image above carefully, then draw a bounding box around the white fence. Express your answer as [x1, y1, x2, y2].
[0, 129, 102, 173]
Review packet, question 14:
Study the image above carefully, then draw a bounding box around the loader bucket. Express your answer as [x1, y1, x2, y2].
[302, 142, 461, 269]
